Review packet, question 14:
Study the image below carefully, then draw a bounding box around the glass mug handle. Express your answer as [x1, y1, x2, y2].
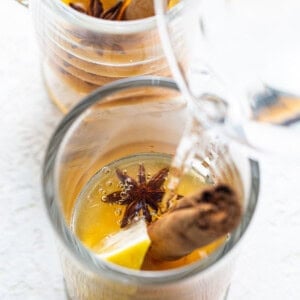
[15, 0, 29, 7]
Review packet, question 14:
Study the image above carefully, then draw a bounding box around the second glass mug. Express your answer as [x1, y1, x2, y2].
[43, 77, 259, 300]
[16, 0, 184, 112]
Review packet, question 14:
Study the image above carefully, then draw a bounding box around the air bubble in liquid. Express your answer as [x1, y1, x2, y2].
[125, 178, 132, 185]
[120, 191, 128, 199]
[103, 167, 111, 175]
[114, 208, 122, 216]
[106, 180, 112, 187]
[133, 215, 140, 222]
[101, 195, 107, 202]
[127, 184, 133, 191]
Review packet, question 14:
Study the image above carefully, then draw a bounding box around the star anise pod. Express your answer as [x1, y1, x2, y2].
[101, 1, 123, 20]
[88, 0, 104, 17]
[69, 2, 87, 13]
[104, 164, 169, 228]
[69, 0, 125, 20]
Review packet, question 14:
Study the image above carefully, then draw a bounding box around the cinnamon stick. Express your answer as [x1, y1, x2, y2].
[124, 0, 154, 20]
[147, 185, 242, 261]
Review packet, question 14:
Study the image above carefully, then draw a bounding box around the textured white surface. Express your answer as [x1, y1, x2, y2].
[1, 2, 300, 300]
[0, 2, 64, 299]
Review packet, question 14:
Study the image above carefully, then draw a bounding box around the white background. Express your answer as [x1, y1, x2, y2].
[1, 1, 300, 299]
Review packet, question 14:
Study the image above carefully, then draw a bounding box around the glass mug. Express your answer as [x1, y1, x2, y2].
[154, 0, 300, 157]
[43, 76, 259, 300]
[15, 0, 184, 112]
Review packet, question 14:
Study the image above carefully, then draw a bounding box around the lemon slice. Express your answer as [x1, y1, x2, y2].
[96, 220, 151, 270]
[169, 0, 180, 8]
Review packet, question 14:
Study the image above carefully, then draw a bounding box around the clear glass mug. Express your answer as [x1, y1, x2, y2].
[154, 0, 300, 157]
[43, 76, 259, 300]
[15, 0, 184, 113]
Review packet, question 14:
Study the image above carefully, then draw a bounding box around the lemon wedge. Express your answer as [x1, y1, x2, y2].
[96, 220, 151, 270]
[169, 0, 180, 8]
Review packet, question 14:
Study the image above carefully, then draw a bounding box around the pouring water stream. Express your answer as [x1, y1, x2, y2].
[155, 0, 300, 208]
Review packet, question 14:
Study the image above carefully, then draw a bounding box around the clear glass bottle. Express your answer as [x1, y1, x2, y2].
[154, 0, 300, 157]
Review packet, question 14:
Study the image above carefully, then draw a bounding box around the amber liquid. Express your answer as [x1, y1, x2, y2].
[62, 0, 117, 10]
[62, 0, 180, 11]
[71, 153, 225, 271]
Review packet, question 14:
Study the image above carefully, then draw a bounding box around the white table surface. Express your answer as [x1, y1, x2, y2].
[1, 2, 300, 299]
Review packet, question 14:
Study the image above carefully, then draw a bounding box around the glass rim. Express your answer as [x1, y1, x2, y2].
[41, 0, 184, 34]
[42, 76, 260, 285]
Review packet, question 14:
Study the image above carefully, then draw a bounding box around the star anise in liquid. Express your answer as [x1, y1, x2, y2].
[69, 0, 124, 20]
[104, 164, 169, 228]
